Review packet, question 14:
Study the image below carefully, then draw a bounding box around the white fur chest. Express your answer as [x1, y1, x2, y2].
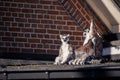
[61, 43, 69, 57]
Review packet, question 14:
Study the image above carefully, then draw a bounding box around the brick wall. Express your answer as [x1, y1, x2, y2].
[0, 0, 108, 55]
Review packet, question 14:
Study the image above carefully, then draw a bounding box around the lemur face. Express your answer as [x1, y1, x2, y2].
[60, 34, 70, 43]
[83, 28, 89, 37]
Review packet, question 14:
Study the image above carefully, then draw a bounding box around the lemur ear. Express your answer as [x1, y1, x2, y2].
[83, 26, 89, 31]
[67, 34, 70, 37]
[60, 34, 62, 38]
[90, 16, 93, 19]
[90, 16, 94, 22]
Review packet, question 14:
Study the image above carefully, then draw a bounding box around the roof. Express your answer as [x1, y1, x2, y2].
[86, 0, 120, 33]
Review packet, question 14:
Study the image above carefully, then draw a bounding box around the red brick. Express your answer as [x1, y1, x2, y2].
[50, 45, 56, 49]
[21, 28, 33, 32]
[51, 25, 56, 29]
[76, 2, 82, 8]
[11, 43, 17, 47]
[4, 2, 11, 7]
[31, 34, 37, 38]
[52, 1, 59, 5]
[31, 5, 36, 8]
[0, 42, 4, 46]
[76, 36, 82, 40]
[41, 39, 53, 44]
[38, 14, 43, 18]
[24, 43, 30, 47]
[0, 32, 4, 36]
[11, 3, 18, 7]
[9, 8, 21, 12]
[50, 15, 56, 19]
[5, 42, 11, 46]
[17, 33, 24, 37]
[70, 26, 75, 30]
[48, 10, 59, 15]
[54, 21, 66, 25]
[40, 0, 51, 4]
[54, 40, 61, 44]
[14, 0, 26, 3]
[26, 0, 39, 3]
[2, 17, 14, 21]
[70, 36, 75, 40]
[47, 50, 58, 55]
[31, 44, 37, 48]
[18, 4, 23, 7]
[78, 0, 85, 7]
[0, 12, 5, 16]
[63, 16, 72, 20]
[28, 19, 40, 23]
[25, 14, 31, 18]
[71, 6, 76, 15]
[43, 44, 49, 48]
[44, 15, 50, 19]
[57, 25, 63, 30]
[73, 31, 82, 35]
[9, 48, 20, 52]
[21, 48, 33, 53]
[31, 24, 37, 28]
[6, 12, 11, 16]
[35, 10, 46, 14]
[37, 44, 43, 48]
[9, 27, 20, 32]
[59, 11, 67, 15]
[0, 27, 7, 31]
[60, 31, 72, 35]
[25, 33, 30, 38]
[44, 5, 49, 9]
[41, 20, 53, 24]
[0, 7, 8, 11]
[22, 9, 33, 13]
[67, 21, 76, 25]
[18, 43, 24, 47]
[47, 30, 59, 34]
[12, 13, 18, 17]
[15, 38, 27, 42]
[4, 22, 11, 26]
[71, 41, 78, 45]
[63, 26, 69, 30]
[2, 37, 14, 42]
[34, 49, 46, 54]
[15, 18, 27, 22]
[57, 16, 62, 20]
[49, 6, 55, 10]
[71, 0, 77, 4]
[18, 13, 24, 17]
[56, 6, 64, 10]
[38, 34, 43, 38]
[44, 34, 50, 38]
[5, 32, 11, 36]
[81, 8, 86, 15]
[28, 38, 40, 43]
[34, 29, 46, 33]
[37, 5, 42, 8]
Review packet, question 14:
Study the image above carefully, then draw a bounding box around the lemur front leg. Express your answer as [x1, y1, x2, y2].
[61, 50, 74, 64]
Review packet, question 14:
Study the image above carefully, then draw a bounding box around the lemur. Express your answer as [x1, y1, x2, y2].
[54, 34, 75, 65]
[69, 18, 103, 65]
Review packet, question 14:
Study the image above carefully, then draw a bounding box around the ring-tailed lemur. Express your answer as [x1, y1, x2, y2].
[54, 34, 75, 65]
[69, 18, 103, 65]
